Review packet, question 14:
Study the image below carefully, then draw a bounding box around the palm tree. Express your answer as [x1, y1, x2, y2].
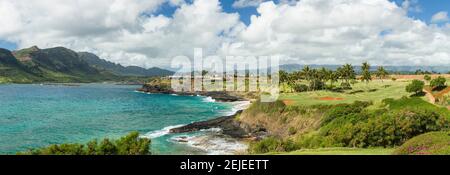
[339, 64, 356, 84]
[279, 70, 290, 84]
[329, 71, 340, 87]
[310, 69, 320, 91]
[301, 66, 313, 90]
[361, 62, 372, 83]
[301, 66, 312, 82]
[375, 66, 389, 82]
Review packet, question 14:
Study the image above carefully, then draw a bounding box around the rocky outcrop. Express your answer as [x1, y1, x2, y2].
[138, 84, 245, 102]
[169, 110, 267, 139]
[169, 111, 247, 138]
[137, 83, 174, 94]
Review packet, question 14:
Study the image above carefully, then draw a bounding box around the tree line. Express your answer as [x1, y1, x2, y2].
[279, 62, 389, 92]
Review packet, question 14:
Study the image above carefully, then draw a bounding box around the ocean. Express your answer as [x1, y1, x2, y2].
[0, 84, 247, 155]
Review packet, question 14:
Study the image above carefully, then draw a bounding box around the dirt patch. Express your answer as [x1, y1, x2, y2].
[283, 100, 295, 105]
[319, 97, 344, 101]
[447, 106, 450, 110]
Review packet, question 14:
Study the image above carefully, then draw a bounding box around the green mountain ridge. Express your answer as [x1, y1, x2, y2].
[0, 46, 173, 83]
[1, 48, 40, 83]
[78, 52, 174, 77]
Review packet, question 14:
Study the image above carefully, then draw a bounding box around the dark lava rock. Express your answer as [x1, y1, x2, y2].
[169, 111, 249, 138]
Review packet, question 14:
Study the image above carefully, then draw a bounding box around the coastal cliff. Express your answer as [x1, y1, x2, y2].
[138, 81, 268, 140]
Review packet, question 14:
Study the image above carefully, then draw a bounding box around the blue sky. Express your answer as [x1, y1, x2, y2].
[391, 0, 450, 23]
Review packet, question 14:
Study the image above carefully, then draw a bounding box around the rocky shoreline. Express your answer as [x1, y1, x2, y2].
[169, 110, 247, 138]
[169, 110, 268, 140]
[138, 83, 267, 140]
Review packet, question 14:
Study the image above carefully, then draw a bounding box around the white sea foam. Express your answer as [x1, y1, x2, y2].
[202, 96, 216, 103]
[141, 124, 185, 139]
[223, 101, 251, 116]
[170, 130, 248, 155]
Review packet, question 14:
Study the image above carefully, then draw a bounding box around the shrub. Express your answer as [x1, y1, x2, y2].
[19, 132, 151, 155]
[321, 101, 372, 126]
[295, 133, 340, 149]
[309, 80, 325, 90]
[349, 109, 449, 147]
[393, 131, 450, 155]
[430, 76, 447, 88]
[248, 137, 298, 154]
[424, 75, 431, 82]
[405, 80, 424, 95]
[317, 98, 449, 148]
[292, 84, 309, 92]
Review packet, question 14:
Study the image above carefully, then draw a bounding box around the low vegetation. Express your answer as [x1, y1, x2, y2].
[19, 132, 151, 155]
[394, 131, 450, 155]
[245, 97, 450, 154]
[406, 80, 425, 96]
[248, 63, 450, 155]
[268, 147, 394, 155]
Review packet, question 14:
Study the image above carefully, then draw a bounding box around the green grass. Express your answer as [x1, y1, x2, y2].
[280, 80, 410, 106]
[394, 131, 450, 155]
[268, 147, 394, 155]
[383, 97, 450, 119]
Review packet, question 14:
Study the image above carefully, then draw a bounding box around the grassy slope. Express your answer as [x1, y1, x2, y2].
[268, 148, 394, 155]
[280, 80, 409, 106]
[244, 79, 450, 155]
[393, 131, 450, 155]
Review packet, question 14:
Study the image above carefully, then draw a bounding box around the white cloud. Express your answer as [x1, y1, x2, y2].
[1, 0, 450, 67]
[220, 0, 450, 66]
[431, 11, 449, 23]
[232, 0, 263, 8]
[0, 0, 244, 67]
[401, 0, 421, 13]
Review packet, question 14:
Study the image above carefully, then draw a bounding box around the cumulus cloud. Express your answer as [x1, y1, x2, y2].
[232, 0, 266, 8]
[431, 11, 449, 23]
[401, 0, 421, 13]
[0, 0, 244, 67]
[1, 0, 450, 67]
[221, 0, 450, 66]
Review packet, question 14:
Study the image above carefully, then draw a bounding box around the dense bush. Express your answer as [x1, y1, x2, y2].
[19, 132, 151, 155]
[348, 109, 449, 147]
[319, 99, 449, 148]
[424, 75, 431, 82]
[430, 76, 447, 88]
[405, 80, 424, 95]
[309, 80, 325, 91]
[292, 84, 309, 92]
[394, 131, 450, 155]
[321, 101, 372, 127]
[248, 137, 298, 154]
[249, 97, 450, 153]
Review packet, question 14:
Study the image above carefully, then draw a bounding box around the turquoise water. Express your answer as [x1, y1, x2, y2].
[0, 84, 232, 154]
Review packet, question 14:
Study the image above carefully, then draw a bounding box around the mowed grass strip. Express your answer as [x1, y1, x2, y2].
[267, 147, 394, 155]
[280, 80, 410, 106]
